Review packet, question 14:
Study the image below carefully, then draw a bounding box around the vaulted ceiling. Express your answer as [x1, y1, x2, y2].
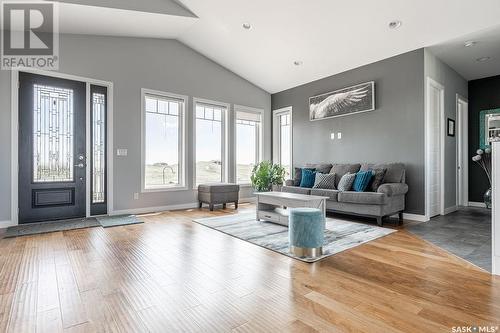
[48, 0, 500, 92]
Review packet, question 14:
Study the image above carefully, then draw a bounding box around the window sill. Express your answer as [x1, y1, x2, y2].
[142, 186, 189, 193]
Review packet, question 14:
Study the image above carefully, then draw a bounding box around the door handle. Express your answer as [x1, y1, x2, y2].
[75, 163, 85, 168]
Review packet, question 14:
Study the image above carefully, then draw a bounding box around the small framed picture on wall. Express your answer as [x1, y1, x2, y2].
[447, 118, 455, 137]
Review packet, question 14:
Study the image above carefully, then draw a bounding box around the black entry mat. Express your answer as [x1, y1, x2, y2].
[4, 217, 101, 238]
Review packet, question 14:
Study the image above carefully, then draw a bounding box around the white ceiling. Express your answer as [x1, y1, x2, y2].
[36, 0, 500, 92]
[429, 24, 500, 81]
[57, 2, 197, 39]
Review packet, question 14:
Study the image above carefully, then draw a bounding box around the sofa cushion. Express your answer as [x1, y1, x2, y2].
[352, 170, 373, 192]
[368, 168, 387, 192]
[330, 164, 361, 186]
[313, 173, 336, 189]
[300, 169, 316, 188]
[337, 172, 356, 191]
[305, 163, 333, 174]
[360, 163, 405, 183]
[198, 183, 240, 193]
[338, 191, 388, 205]
[293, 167, 315, 186]
[281, 186, 311, 195]
[310, 188, 339, 201]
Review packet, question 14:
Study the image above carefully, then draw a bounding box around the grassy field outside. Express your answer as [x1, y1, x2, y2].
[145, 161, 255, 186]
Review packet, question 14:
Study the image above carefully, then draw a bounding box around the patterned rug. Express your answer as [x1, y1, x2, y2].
[193, 213, 396, 262]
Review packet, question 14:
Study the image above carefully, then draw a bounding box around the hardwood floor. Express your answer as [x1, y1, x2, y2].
[0, 203, 498, 332]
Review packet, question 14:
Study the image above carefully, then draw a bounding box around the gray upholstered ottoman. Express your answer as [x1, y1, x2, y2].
[198, 183, 240, 211]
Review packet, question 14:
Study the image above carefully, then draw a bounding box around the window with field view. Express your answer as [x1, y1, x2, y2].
[195, 101, 226, 185]
[236, 109, 262, 184]
[143, 92, 185, 189]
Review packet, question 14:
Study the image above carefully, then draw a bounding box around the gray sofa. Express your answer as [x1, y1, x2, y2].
[281, 163, 408, 226]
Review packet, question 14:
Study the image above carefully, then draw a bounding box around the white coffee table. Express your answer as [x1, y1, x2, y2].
[255, 191, 328, 226]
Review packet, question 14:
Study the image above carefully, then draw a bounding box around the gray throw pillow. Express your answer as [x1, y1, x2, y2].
[313, 173, 336, 189]
[369, 168, 387, 192]
[337, 172, 356, 191]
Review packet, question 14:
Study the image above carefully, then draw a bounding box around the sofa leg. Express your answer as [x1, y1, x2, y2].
[398, 211, 404, 225]
[209, 204, 214, 211]
[234, 202, 238, 210]
[223, 203, 227, 209]
[198, 201, 202, 209]
[376, 217, 383, 227]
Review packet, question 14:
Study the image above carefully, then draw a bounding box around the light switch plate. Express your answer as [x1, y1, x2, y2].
[116, 148, 128, 156]
[337, 132, 342, 139]
[330, 133, 335, 140]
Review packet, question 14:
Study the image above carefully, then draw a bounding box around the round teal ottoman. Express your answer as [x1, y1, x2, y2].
[289, 208, 325, 258]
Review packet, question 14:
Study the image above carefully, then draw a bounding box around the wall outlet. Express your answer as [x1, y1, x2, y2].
[337, 132, 342, 139]
[117, 148, 128, 156]
[330, 132, 335, 140]
[133, 193, 139, 200]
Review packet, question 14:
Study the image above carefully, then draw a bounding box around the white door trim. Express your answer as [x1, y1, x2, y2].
[456, 94, 469, 207]
[272, 106, 293, 176]
[425, 77, 445, 220]
[10, 68, 114, 225]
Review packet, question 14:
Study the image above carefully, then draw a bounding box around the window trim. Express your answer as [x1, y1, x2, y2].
[272, 106, 293, 177]
[141, 88, 188, 192]
[192, 97, 229, 189]
[234, 105, 263, 185]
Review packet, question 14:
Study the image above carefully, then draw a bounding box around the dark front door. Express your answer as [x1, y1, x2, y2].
[18, 72, 86, 223]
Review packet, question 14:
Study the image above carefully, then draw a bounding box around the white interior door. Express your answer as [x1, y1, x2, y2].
[457, 96, 469, 206]
[426, 78, 444, 218]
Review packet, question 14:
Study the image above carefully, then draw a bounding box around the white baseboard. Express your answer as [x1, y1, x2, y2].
[0, 220, 16, 228]
[468, 201, 487, 208]
[111, 198, 256, 216]
[494, 256, 500, 276]
[402, 213, 429, 222]
[111, 202, 199, 216]
[443, 205, 458, 215]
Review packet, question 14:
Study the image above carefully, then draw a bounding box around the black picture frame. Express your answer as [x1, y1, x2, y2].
[447, 118, 455, 137]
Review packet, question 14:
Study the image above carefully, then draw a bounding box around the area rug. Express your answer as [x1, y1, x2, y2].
[96, 215, 143, 228]
[193, 213, 396, 262]
[4, 217, 101, 238]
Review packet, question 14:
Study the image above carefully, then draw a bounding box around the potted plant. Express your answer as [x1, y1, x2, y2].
[250, 161, 286, 192]
[472, 148, 492, 208]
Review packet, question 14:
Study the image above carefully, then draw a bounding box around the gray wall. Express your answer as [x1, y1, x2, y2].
[271, 49, 426, 215]
[424, 49, 468, 210]
[0, 34, 271, 221]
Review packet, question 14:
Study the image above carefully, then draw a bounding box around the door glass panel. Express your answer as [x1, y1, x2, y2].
[33, 84, 74, 182]
[92, 92, 106, 203]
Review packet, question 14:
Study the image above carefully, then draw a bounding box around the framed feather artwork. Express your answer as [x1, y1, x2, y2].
[309, 81, 375, 121]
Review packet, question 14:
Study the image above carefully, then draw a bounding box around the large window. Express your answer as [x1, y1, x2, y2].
[142, 89, 186, 190]
[235, 108, 262, 184]
[273, 108, 292, 177]
[195, 100, 227, 185]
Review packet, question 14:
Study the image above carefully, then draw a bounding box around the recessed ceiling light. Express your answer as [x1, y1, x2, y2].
[293, 61, 303, 66]
[388, 20, 402, 29]
[476, 56, 491, 62]
[464, 40, 477, 47]
[242, 23, 252, 30]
